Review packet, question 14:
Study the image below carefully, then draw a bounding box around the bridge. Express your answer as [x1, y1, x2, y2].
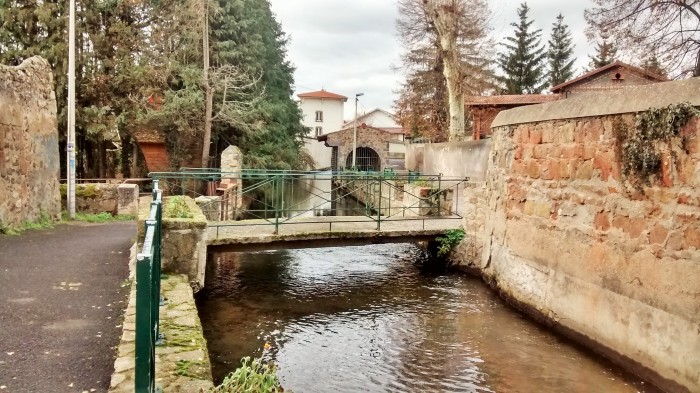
[132, 171, 468, 391]
[150, 169, 468, 251]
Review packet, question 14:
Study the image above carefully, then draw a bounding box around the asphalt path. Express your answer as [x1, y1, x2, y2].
[0, 222, 134, 392]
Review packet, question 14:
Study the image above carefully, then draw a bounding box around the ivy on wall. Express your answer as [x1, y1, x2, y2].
[613, 102, 699, 190]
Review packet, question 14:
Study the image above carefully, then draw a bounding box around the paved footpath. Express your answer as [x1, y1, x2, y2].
[0, 222, 134, 392]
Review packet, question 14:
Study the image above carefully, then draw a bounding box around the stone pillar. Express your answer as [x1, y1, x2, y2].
[117, 184, 139, 216]
[218, 146, 243, 219]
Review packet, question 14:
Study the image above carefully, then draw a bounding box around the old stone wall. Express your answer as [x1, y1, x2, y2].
[0, 56, 61, 230]
[405, 139, 491, 180]
[461, 79, 700, 392]
[325, 127, 400, 170]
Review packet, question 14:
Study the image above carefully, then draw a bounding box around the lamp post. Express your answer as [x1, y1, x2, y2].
[352, 93, 364, 168]
[66, 0, 76, 219]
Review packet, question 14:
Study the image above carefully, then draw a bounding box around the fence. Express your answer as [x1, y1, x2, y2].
[149, 169, 469, 236]
[134, 182, 163, 393]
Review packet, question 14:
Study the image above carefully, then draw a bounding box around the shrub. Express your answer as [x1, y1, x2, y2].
[435, 227, 465, 257]
[211, 357, 286, 393]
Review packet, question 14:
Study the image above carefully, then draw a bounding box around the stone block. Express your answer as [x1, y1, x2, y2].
[117, 184, 139, 216]
[195, 195, 221, 221]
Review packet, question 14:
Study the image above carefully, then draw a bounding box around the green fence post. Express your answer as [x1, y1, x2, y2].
[437, 173, 442, 217]
[135, 252, 154, 393]
[274, 175, 280, 235]
[377, 172, 382, 231]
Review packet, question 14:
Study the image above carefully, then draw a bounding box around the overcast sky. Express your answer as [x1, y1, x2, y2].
[269, 0, 595, 120]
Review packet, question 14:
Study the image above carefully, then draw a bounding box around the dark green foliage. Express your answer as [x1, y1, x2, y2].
[588, 37, 617, 69]
[497, 2, 547, 94]
[613, 103, 699, 190]
[211, 0, 306, 170]
[436, 228, 466, 257]
[547, 14, 575, 87]
[0, 0, 148, 178]
[1, 0, 305, 174]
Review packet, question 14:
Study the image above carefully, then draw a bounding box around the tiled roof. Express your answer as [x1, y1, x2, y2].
[550, 60, 669, 93]
[297, 89, 348, 100]
[465, 94, 561, 106]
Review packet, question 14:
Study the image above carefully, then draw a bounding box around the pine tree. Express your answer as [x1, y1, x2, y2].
[497, 2, 547, 94]
[211, 0, 306, 169]
[588, 31, 617, 69]
[641, 53, 667, 77]
[547, 14, 575, 87]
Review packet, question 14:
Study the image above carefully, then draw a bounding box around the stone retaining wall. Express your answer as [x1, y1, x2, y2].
[0, 56, 61, 231]
[109, 271, 213, 392]
[459, 78, 700, 392]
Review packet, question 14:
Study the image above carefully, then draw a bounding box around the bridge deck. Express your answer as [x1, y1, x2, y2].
[207, 215, 462, 251]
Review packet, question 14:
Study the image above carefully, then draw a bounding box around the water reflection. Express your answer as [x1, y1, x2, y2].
[197, 244, 651, 392]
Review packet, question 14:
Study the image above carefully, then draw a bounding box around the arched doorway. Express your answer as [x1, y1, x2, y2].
[345, 147, 381, 171]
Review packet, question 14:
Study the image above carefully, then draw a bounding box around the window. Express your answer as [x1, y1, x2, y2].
[315, 127, 323, 137]
[315, 111, 323, 122]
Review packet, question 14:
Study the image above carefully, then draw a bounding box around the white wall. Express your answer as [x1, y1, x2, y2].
[300, 98, 345, 136]
[302, 139, 333, 170]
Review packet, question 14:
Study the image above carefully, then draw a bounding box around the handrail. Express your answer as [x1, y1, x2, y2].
[134, 182, 163, 393]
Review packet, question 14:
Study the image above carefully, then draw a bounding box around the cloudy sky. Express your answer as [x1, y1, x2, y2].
[269, 0, 595, 120]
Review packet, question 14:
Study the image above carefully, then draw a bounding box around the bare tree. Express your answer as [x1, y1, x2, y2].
[395, 0, 493, 141]
[585, 1, 700, 78]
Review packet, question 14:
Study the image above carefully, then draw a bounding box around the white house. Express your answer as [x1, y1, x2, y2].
[298, 89, 347, 169]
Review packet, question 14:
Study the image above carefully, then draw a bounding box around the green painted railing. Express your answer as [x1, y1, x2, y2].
[135, 181, 163, 393]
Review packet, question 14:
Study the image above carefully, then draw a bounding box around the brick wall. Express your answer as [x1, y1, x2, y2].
[461, 78, 700, 392]
[0, 57, 61, 231]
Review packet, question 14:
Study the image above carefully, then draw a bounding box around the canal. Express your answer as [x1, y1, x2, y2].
[196, 243, 653, 392]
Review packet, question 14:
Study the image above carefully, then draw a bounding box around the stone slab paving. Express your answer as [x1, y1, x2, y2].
[109, 274, 213, 393]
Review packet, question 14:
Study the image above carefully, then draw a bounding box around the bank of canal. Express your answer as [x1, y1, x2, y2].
[196, 243, 654, 392]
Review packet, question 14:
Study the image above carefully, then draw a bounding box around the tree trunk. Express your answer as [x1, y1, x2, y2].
[201, 0, 213, 169]
[424, 0, 464, 141]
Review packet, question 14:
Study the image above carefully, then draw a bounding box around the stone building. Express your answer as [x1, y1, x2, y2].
[550, 60, 668, 97]
[318, 123, 406, 171]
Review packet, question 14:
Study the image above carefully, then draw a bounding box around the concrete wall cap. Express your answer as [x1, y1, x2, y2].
[492, 77, 700, 128]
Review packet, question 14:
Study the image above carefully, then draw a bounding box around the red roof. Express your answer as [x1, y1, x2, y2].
[465, 94, 560, 106]
[297, 89, 348, 101]
[550, 60, 668, 93]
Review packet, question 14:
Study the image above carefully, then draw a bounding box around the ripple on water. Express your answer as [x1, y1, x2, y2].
[197, 243, 650, 393]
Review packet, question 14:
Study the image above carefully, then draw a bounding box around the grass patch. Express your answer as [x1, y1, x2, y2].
[165, 196, 194, 219]
[64, 211, 136, 223]
[1, 212, 55, 235]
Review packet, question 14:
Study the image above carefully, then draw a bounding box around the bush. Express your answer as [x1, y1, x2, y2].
[211, 357, 286, 393]
[435, 228, 465, 257]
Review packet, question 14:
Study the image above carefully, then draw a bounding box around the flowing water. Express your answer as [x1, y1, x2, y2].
[196, 244, 654, 393]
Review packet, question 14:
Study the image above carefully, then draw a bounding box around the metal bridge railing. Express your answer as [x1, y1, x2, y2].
[147, 169, 469, 237]
[135, 181, 163, 393]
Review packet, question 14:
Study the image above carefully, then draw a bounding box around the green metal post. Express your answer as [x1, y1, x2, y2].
[135, 252, 154, 393]
[437, 173, 442, 217]
[377, 172, 382, 231]
[274, 175, 280, 235]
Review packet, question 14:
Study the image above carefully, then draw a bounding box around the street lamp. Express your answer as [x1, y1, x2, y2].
[352, 93, 364, 168]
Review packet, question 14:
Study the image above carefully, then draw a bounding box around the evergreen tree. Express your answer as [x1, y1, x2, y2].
[211, 0, 306, 169]
[588, 31, 618, 69]
[547, 14, 575, 87]
[641, 53, 667, 77]
[0, 0, 147, 177]
[497, 2, 547, 94]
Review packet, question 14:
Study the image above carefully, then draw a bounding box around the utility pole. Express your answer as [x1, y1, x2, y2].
[352, 93, 363, 168]
[66, 0, 76, 219]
